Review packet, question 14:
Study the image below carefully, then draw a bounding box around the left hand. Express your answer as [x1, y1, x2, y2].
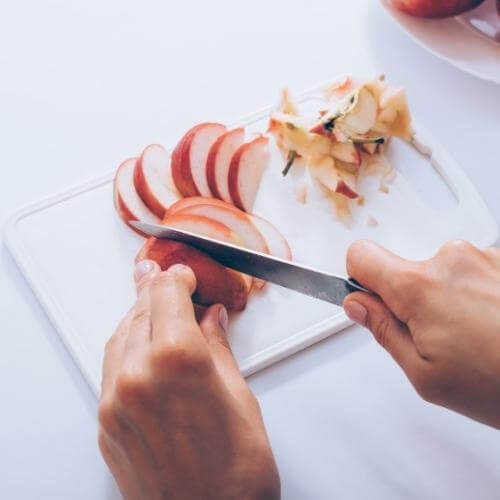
[98, 261, 280, 500]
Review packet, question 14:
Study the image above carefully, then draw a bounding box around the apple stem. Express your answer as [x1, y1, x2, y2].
[282, 150, 297, 176]
[350, 137, 385, 145]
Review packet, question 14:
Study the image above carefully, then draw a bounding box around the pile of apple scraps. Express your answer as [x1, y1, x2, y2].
[268, 75, 414, 222]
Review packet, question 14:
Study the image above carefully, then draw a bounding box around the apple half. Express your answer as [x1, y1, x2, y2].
[136, 238, 251, 311]
[171, 123, 226, 197]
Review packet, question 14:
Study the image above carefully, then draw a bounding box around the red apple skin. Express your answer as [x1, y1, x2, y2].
[391, 0, 485, 18]
[336, 181, 359, 199]
[113, 157, 159, 236]
[136, 238, 251, 311]
[171, 123, 226, 198]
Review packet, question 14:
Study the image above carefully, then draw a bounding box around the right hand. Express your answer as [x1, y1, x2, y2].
[344, 240, 500, 429]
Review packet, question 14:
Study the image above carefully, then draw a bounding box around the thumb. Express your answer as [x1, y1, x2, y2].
[199, 305, 250, 400]
[343, 292, 422, 378]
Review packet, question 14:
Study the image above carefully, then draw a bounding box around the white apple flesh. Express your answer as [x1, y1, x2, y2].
[114, 157, 160, 232]
[206, 128, 245, 203]
[134, 144, 179, 218]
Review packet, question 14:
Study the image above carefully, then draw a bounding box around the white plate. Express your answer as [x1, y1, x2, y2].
[380, 0, 500, 84]
[4, 80, 498, 396]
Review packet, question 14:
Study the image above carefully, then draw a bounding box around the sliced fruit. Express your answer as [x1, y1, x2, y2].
[337, 87, 377, 135]
[373, 87, 413, 141]
[330, 142, 361, 166]
[136, 238, 251, 311]
[249, 215, 292, 261]
[228, 136, 270, 212]
[206, 128, 245, 203]
[134, 144, 179, 218]
[167, 196, 238, 217]
[162, 213, 243, 247]
[171, 123, 226, 197]
[175, 204, 269, 254]
[361, 143, 378, 155]
[114, 158, 160, 232]
[166, 195, 292, 260]
[309, 156, 359, 199]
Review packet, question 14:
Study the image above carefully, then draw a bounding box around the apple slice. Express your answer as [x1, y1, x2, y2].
[228, 136, 270, 212]
[114, 158, 160, 232]
[206, 128, 245, 202]
[136, 238, 250, 311]
[167, 196, 238, 217]
[249, 216, 292, 261]
[330, 142, 361, 166]
[171, 123, 226, 197]
[338, 87, 377, 135]
[309, 156, 359, 199]
[134, 144, 179, 218]
[162, 213, 243, 246]
[175, 204, 269, 254]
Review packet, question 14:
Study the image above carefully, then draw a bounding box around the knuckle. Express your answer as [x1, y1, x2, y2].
[114, 370, 150, 406]
[151, 340, 210, 379]
[98, 398, 118, 433]
[393, 268, 426, 294]
[391, 267, 432, 315]
[438, 240, 476, 263]
[130, 308, 151, 328]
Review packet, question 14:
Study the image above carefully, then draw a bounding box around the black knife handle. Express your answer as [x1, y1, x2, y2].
[346, 278, 370, 294]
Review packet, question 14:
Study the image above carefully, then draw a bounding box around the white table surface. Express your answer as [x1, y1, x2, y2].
[1, 1, 499, 498]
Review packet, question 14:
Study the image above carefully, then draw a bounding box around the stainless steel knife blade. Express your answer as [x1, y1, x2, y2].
[130, 221, 368, 306]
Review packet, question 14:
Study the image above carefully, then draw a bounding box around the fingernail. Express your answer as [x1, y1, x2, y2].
[344, 301, 367, 326]
[134, 260, 154, 281]
[218, 306, 228, 332]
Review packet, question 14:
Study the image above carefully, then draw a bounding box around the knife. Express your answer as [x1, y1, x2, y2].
[130, 221, 369, 306]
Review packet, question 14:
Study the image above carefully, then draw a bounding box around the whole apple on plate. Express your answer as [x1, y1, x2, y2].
[391, 0, 485, 18]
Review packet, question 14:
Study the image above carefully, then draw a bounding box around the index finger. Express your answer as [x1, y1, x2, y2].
[149, 264, 209, 356]
[346, 240, 423, 323]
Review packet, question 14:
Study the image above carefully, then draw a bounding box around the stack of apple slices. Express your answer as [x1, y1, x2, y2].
[268, 76, 413, 219]
[171, 123, 270, 213]
[113, 127, 290, 312]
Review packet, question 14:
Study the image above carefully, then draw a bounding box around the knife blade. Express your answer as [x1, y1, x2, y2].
[130, 221, 368, 306]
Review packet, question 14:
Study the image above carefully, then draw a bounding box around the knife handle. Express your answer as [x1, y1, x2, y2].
[346, 278, 370, 294]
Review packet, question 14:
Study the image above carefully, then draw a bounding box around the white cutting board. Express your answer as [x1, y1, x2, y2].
[4, 81, 498, 396]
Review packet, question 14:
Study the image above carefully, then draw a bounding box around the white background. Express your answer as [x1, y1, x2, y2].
[1, 1, 500, 499]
